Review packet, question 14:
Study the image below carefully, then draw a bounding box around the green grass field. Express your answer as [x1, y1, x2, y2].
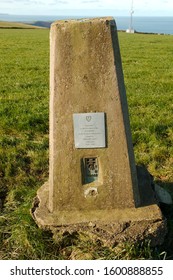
[0, 27, 173, 259]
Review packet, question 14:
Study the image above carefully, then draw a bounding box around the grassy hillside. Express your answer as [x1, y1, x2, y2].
[0, 21, 43, 29]
[0, 28, 173, 259]
[119, 32, 173, 182]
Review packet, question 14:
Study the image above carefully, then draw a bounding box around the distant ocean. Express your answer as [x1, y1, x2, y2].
[0, 14, 173, 35]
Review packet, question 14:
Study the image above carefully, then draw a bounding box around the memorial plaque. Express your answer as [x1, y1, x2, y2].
[73, 112, 106, 148]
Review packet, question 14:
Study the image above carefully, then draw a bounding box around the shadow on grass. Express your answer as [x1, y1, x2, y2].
[155, 180, 173, 260]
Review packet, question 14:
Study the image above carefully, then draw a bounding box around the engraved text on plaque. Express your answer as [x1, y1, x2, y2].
[73, 112, 106, 148]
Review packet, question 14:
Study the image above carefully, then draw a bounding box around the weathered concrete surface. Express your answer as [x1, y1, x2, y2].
[32, 164, 167, 246]
[49, 17, 139, 212]
[32, 180, 166, 246]
[32, 17, 167, 246]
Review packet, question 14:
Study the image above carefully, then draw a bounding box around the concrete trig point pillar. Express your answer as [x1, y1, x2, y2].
[33, 17, 166, 245]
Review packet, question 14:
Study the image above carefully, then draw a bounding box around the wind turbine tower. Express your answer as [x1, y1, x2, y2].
[126, 0, 135, 33]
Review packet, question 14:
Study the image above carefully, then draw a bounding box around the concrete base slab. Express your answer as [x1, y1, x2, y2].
[32, 182, 167, 246]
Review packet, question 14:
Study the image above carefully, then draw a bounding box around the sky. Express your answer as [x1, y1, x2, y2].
[0, 0, 173, 16]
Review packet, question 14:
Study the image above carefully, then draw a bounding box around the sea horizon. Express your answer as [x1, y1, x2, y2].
[0, 14, 173, 35]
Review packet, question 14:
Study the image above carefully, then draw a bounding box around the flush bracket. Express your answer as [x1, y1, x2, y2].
[82, 157, 99, 184]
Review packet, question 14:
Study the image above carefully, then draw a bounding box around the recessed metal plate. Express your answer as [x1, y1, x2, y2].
[73, 112, 106, 148]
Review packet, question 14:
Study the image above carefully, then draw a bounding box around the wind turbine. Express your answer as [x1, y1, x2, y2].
[126, 0, 135, 33]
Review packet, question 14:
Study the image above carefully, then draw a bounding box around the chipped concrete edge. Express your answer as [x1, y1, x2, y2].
[31, 182, 167, 247]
